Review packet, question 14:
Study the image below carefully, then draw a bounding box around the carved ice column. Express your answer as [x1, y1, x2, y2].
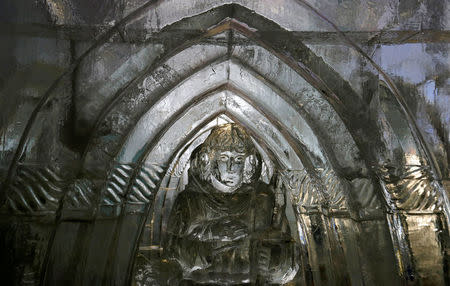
[378, 163, 448, 285]
[41, 161, 163, 285]
[0, 164, 67, 285]
[101, 163, 163, 285]
[281, 168, 358, 286]
[43, 178, 96, 284]
[349, 178, 400, 285]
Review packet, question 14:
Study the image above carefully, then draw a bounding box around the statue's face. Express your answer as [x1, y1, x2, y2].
[214, 150, 246, 188]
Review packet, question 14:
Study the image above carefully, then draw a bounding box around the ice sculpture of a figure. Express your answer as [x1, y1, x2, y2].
[164, 124, 298, 285]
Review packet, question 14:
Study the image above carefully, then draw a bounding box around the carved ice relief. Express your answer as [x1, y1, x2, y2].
[377, 163, 444, 212]
[2, 165, 64, 214]
[141, 124, 298, 285]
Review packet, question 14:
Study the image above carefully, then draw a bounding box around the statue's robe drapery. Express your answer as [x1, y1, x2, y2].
[164, 176, 296, 284]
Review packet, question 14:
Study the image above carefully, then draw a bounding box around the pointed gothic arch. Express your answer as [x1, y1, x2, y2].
[2, 2, 447, 285]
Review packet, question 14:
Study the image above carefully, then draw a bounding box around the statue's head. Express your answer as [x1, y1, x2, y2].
[191, 123, 260, 193]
